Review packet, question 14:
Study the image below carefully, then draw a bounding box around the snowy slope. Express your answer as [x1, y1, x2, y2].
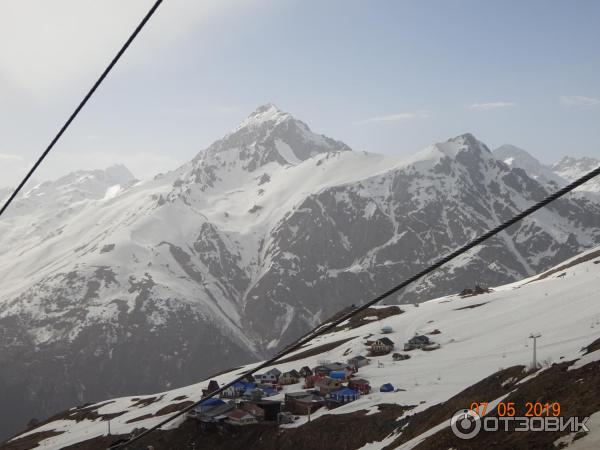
[552, 156, 600, 194]
[1, 105, 600, 441]
[8, 246, 600, 449]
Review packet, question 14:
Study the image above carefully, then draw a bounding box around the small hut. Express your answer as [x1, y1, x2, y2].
[380, 383, 395, 393]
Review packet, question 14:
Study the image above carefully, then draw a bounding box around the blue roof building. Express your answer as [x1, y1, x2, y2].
[329, 387, 360, 403]
[194, 397, 226, 413]
[329, 370, 347, 380]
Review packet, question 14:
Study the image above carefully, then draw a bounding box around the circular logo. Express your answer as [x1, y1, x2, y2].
[450, 409, 481, 440]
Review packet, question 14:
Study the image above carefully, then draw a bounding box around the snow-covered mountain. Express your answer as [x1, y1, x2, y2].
[493, 145, 600, 196]
[1, 105, 600, 441]
[493, 144, 566, 189]
[7, 246, 600, 450]
[552, 156, 600, 193]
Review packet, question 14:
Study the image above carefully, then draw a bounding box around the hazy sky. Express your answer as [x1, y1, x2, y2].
[1, 0, 599, 188]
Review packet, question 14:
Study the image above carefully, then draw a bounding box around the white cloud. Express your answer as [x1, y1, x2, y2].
[469, 102, 516, 111]
[560, 95, 600, 107]
[356, 111, 430, 124]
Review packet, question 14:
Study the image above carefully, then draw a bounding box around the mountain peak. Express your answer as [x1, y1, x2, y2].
[447, 133, 491, 153]
[494, 144, 540, 167]
[423, 133, 491, 161]
[234, 103, 291, 132]
[493, 144, 566, 188]
[254, 102, 281, 114]
[191, 105, 352, 178]
[402, 133, 494, 172]
[103, 164, 137, 184]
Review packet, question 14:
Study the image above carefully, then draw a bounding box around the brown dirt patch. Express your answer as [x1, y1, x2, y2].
[131, 396, 162, 408]
[125, 413, 154, 424]
[459, 285, 492, 298]
[331, 306, 404, 332]
[1, 430, 64, 450]
[276, 336, 357, 364]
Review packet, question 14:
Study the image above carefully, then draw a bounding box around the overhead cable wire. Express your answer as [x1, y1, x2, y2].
[0, 0, 164, 219]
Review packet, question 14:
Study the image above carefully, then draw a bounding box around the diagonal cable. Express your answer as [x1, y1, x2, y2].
[0, 0, 164, 219]
[112, 164, 600, 449]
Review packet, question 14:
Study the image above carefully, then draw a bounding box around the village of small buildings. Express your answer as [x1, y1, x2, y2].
[188, 326, 441, 430]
